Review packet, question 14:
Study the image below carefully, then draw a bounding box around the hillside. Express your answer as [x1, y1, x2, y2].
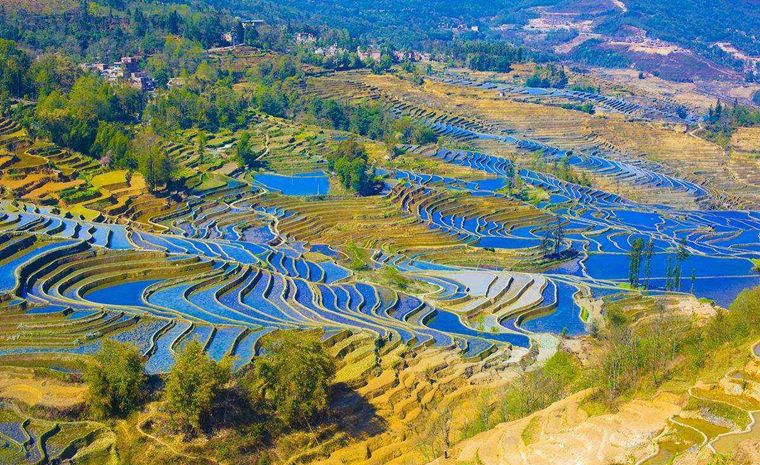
[217, 0, 760, 83]
[0, 1, 759, 464]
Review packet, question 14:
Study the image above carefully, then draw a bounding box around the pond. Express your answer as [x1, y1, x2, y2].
[85, 279, 160, 307]
[520, 281, 586, 336]
[254, 172, 330, 196]
[581, 253, 758, 307]
[476, 236, 540, 249]
[583, 253, 755, 281]
[424, 308, 530, 348]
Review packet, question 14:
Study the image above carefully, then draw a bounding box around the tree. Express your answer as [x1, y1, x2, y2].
[196, 130, 207, 165]
[676, 238, 690, 263]
[665, 255, 674, 291]
[134, 127, 175, 191]
[232, 21, 245, 45]
[505, 162, 516, 195]
[0, 39, 31, 98]
[392, 117, 415, 143]
[672, 239, 690, 291]
[91, 122, 133, 168]
[85, 340, 146, 419]
[539, 229, 552, 258]
[371, 55, 393, 74]
[35, 74, 142, 155]
[133, 8, 148, 37]
[167, 10, 181, 35]
[236, 132, 259, 168]
[413, 125, 438, 145]
[146, 35, 205, 87]
[243, 23, 259, 46]
[328, 138, 375, 194]
[250, 332, 335, 428]
[628, 237, 645, 288]
[164, 340, 231, 434]
[29, 53, 81, 96]
[525, 64, 567, 88]
[551, 218, 565, 257]
[641, 239, 655, 289]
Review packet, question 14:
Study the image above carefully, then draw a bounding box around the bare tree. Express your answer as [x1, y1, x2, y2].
[420, 404, 453, 461]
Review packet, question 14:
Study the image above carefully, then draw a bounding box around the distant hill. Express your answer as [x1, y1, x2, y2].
[218, 0, 760, 82]
[0, 0, 77, 14]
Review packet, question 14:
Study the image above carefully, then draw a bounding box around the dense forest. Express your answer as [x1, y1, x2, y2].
[206, 0, 557, 49]
[0, 0, 233, 60]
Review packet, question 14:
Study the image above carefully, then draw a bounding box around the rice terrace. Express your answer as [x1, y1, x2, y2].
[0, 0, 759, 464]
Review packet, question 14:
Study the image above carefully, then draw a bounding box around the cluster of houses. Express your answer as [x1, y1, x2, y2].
[452, 23, 480, 34]
[218, 21, 433, 64]
[295, 32, 317, 46]
[315, 44, 346, 59]
[356, 47, 431, 63]
[81, 56, 156, 92]
[294, 32, 430, 63]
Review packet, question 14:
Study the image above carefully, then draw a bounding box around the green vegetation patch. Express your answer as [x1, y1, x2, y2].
[520, 416, 541, 445]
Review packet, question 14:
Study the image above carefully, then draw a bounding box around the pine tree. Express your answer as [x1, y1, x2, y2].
[673, 263, 682, 291]
[676, 238, 690, 263]
[665, 255, 673, 291]
[690, 269, 696, 293]
[643, 239, 654, 289]
[552, 218, 565, 257]
[628, 238, 645, 288]
[540, 229, 552, 258]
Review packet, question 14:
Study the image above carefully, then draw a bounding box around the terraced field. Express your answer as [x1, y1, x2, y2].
[0, 198, 543, 366]
[0, 402, 107, 465]
[1, 67, 758, 376]
[0, 57, 759, 463]
[304, 72, 760, 304]
[310, 70, 760, 209]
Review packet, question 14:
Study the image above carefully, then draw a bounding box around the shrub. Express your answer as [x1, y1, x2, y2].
[85, 340, 146, 419]
[498, 350, 578, 422]
[595, 286, 760, 403]
[59, 186, 100, 204]
[345, 242, 370, 271]
[381, 265, 410, 290]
